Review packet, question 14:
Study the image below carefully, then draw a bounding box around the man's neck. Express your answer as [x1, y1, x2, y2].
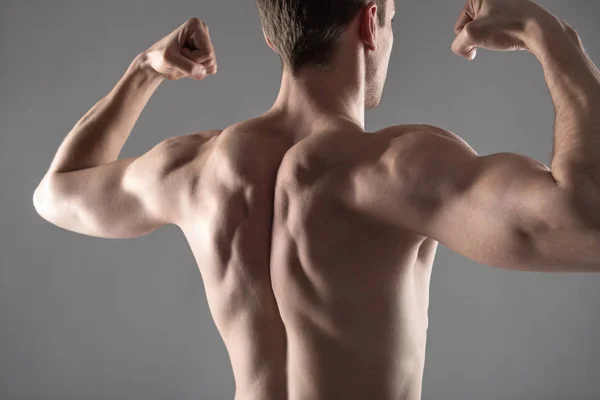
[267, 58, 366, 132]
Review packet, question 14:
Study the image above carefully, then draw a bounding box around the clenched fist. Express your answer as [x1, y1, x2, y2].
[142, 17, 217, 80]
[451, 0, 555, 60]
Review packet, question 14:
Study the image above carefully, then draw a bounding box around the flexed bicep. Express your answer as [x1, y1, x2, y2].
[33, 132, 219, 239]
[389, 128, 600, 272]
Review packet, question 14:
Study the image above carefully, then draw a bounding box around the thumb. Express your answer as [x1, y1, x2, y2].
[451, 17, 494, 60]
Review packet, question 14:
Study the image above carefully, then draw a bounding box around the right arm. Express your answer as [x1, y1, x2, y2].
[400, 1, 600, 272]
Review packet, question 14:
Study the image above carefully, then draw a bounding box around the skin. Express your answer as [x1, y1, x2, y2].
[33, 1, 600, 399]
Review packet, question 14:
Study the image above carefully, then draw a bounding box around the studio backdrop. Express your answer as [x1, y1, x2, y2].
[1, 1, 599, 399]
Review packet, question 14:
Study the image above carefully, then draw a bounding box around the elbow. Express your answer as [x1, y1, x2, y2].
[33, 187, 42, 216]
[32, 178, 115, 238]
[33, 180, 53, 221]
[33, 176, 63, 223]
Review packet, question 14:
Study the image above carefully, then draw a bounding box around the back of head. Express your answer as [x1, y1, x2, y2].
[255, 0, 386, 73]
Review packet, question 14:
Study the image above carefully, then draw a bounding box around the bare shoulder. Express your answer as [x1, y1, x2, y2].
[160, 129, 222, 153]
[344, 124, 481, 236]
[374, 124, 476, 154]
[138, 129, 223, 181]
[372, 124, 482, 189]
[126, 129, 220, 175]
[126, 129, 223, 204]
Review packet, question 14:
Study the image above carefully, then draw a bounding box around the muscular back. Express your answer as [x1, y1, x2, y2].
[271, 124, 438, 400]
[182, 120, 439, 400]
[38, 113, 596, 400]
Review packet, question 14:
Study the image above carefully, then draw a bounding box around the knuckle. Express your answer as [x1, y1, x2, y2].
[188, 17, 202, 26]
[463, 23, 477, 40]
[201, 59, 213, 69]
[205, 62, 217, 73]
[464, 21, 488, 43]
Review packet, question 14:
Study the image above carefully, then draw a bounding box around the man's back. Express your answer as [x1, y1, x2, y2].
[184, 108, 600, 400]
[270, 123, 438, 400]
[180, 117, 442, 400]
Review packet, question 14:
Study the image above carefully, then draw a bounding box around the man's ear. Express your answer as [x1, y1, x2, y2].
[359, 4, 378, 51]
[263, 28, 277, 52]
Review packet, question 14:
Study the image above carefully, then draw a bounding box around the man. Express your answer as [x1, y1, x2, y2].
[33, 1, 600, 400]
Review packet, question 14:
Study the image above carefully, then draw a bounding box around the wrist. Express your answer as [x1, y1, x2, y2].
[521, 10, 574, 59]
[129, 52, 165, 84]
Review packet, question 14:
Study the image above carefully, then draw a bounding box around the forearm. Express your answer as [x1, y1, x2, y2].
[524, 11, 600, 185]
[44, 53, 164, 175]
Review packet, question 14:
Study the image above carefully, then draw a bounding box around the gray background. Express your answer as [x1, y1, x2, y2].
[2, 0, 599, 399]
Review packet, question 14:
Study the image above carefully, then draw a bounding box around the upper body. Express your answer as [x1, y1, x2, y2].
[33, 0, 600, 399]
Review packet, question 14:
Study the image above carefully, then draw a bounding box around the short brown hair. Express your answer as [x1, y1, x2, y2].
[256, 0, 387, 72]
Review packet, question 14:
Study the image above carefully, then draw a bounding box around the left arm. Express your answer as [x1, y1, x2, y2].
[33, 18, 218, 238]
[33, 131, 220, 239]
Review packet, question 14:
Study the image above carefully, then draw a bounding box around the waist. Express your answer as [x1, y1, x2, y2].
[285, 322, 426, 400]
